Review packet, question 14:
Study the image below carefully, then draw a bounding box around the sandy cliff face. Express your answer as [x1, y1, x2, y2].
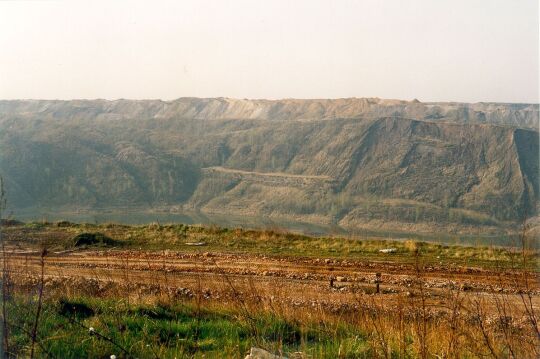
[1, 97, 537, 128]
[0, 98, 538, 233]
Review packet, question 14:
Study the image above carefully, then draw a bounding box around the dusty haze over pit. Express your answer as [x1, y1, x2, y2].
[0, 0, 538, 103]
[1, 98, 538, 235]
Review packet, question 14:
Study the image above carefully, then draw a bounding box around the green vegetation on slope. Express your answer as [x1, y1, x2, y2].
[8, 221, 536, 269]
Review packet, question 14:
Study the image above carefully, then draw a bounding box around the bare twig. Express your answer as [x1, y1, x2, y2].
[30, 248, 47, 359]
[0, 176, 9, 356]
[60, 312, 133, 358]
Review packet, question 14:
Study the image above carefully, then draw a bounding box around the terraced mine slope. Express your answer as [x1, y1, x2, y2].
[0, 98, 538, 234]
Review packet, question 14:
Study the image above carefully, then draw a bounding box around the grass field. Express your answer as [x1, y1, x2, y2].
[10, 221, 537, 268]
[7, 295, 375, 358]
[1, 221, 539, 358]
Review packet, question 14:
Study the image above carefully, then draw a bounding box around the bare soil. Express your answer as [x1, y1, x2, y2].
[6, 248, 539, 316]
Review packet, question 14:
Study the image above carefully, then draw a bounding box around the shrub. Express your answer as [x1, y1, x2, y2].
[72, 232, 116, 247]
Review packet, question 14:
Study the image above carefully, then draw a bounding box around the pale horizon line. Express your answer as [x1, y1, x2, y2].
[0, 96, 538, 106]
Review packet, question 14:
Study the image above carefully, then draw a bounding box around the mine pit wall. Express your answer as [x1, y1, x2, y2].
[186, 167, 507, 235]
[1, 99, 538, 235]
[513, 128, 539, 217]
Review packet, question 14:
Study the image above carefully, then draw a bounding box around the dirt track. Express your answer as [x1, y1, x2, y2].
[5, 249, 539, 315]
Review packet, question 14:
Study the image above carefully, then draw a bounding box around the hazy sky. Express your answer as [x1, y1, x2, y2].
[0, 0, 538, 102]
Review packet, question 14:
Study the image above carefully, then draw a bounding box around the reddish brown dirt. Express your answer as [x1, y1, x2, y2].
[4, 249, 539, 316]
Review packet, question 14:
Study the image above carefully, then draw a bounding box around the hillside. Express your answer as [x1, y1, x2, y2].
[0, 98, 538, 234]
[1, 97, 538, 129]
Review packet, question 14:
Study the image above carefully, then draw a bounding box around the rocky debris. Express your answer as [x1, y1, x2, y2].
[245, 347, 287, 359]
[83, 250, 498, 277]
[10, 271, 539, 333]
[20, 248, 536, 295]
